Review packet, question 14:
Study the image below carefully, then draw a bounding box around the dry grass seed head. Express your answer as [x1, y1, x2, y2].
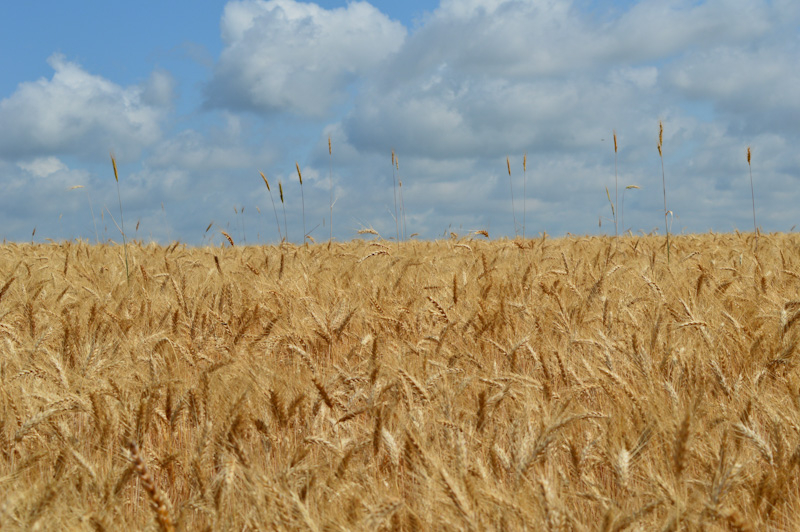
[127, 441, 174, 532]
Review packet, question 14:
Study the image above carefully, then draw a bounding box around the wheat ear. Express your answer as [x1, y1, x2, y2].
[747, 146, 757, 252]
[279, 180, 288, 243]
[128, 441, 174, 532]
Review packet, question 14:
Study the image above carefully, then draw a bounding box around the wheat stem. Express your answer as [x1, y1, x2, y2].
[279, 180, 288, 243]
[329, 136, 333, 245]
[128, 441, 174, 532]
[613, 130, 619, 237]
[111, 154, 129, 283]
[260, 172, 283, 243]
[507, 156, 518, 238]
[523, 153, 527, 240]
[296, 162, 306, 244]
[747, 146, 757, 253]
[392, 150, 399, 242]
[658, 121, 670, 264]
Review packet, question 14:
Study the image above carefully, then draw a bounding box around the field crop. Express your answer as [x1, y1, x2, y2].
[2, 232, 800, 530]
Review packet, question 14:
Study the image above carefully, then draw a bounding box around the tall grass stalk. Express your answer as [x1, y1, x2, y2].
[658, 121, 670, 264]
[110, 154, 129, 283]
[279, 181, 288, 243]
[621, 185, 640, 235]
[260, 172, 283, 242]
[202, 221, 214, 245]
[296, 162, 306, 243]
[69, 185, 99, 243]
[397, 154, 407, 241]
[235, 205, 246, 244]
[507, 156, 518, 238]
[747, 146, 757, 252]
[523, 153, 527, 240]
[613, 130, 619, 237]
[605, 186, 616, 234]
[392, 149, 399, 242]
[328, 136, 333, 245]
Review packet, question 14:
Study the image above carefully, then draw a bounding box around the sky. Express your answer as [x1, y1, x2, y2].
[1, 0, 798, 245]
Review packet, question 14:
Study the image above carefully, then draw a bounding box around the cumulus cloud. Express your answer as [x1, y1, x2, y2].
[147, 111, 282, 176]
[665, 43, 800, 134]
[141, 69, 177, 107]
[149, 130, 258, 172]
[344, 0, 791, 159]
[330, 0, 800, 237]
[17, 156, 68, 178]
[0, 54, 170, 162]
[205, 0, 406, 116]
[0, 157, 94, 240]
[4, 0, 800, 244]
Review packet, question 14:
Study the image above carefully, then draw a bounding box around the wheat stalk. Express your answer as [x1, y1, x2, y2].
[613, 130, 619, 236]
[391, 149, 399, 242]
[523, 153, 527, 240]
[233, 205, 246, 244]
[621, 185, 640, 235]
[328, 136, 333, 245]
[279, 180, 288, 242]
[68, 185, 99, 243]
[296, 162, 306, 244]
[747, 146, 757, 252]
[507, 156, 518, 238]
[110, 154, 129, 282]
[396, 153, 406, 241]
[260, 171, 283, 243]
[128, 441, 174, 532]
[658, 121, 670, 263]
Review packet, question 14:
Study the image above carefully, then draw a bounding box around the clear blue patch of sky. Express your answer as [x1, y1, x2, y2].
[0, 1, 225, 95]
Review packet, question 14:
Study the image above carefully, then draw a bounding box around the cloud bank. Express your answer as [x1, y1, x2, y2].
[1, 0, 799, 244]
[205, 0, 407, 116]
[0, 55, 172, 162]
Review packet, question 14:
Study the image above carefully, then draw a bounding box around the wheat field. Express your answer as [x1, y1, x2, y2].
[2, 232, 800, 530]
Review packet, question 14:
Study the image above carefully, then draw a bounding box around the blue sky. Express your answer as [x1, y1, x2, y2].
[1, 0, 798, 245]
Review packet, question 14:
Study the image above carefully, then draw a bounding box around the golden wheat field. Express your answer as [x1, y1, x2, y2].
[2, 232, 800, 531]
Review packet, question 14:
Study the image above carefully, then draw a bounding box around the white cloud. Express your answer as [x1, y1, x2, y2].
[205, 0, 407, 116]
[17, 156, 68, 178]
[148, 112, 281, 173]
[141, 69, 177, 107]
[327, 0, 800, 237]
[345, 0, 788, 159]
[0, 158, 95, 242]
[149, 129, 258, 171]
[605, 0, 772, 62]
[665, 43, 800, 133]
[4, 0, 800, 244]
[0, 54, 168, 162]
